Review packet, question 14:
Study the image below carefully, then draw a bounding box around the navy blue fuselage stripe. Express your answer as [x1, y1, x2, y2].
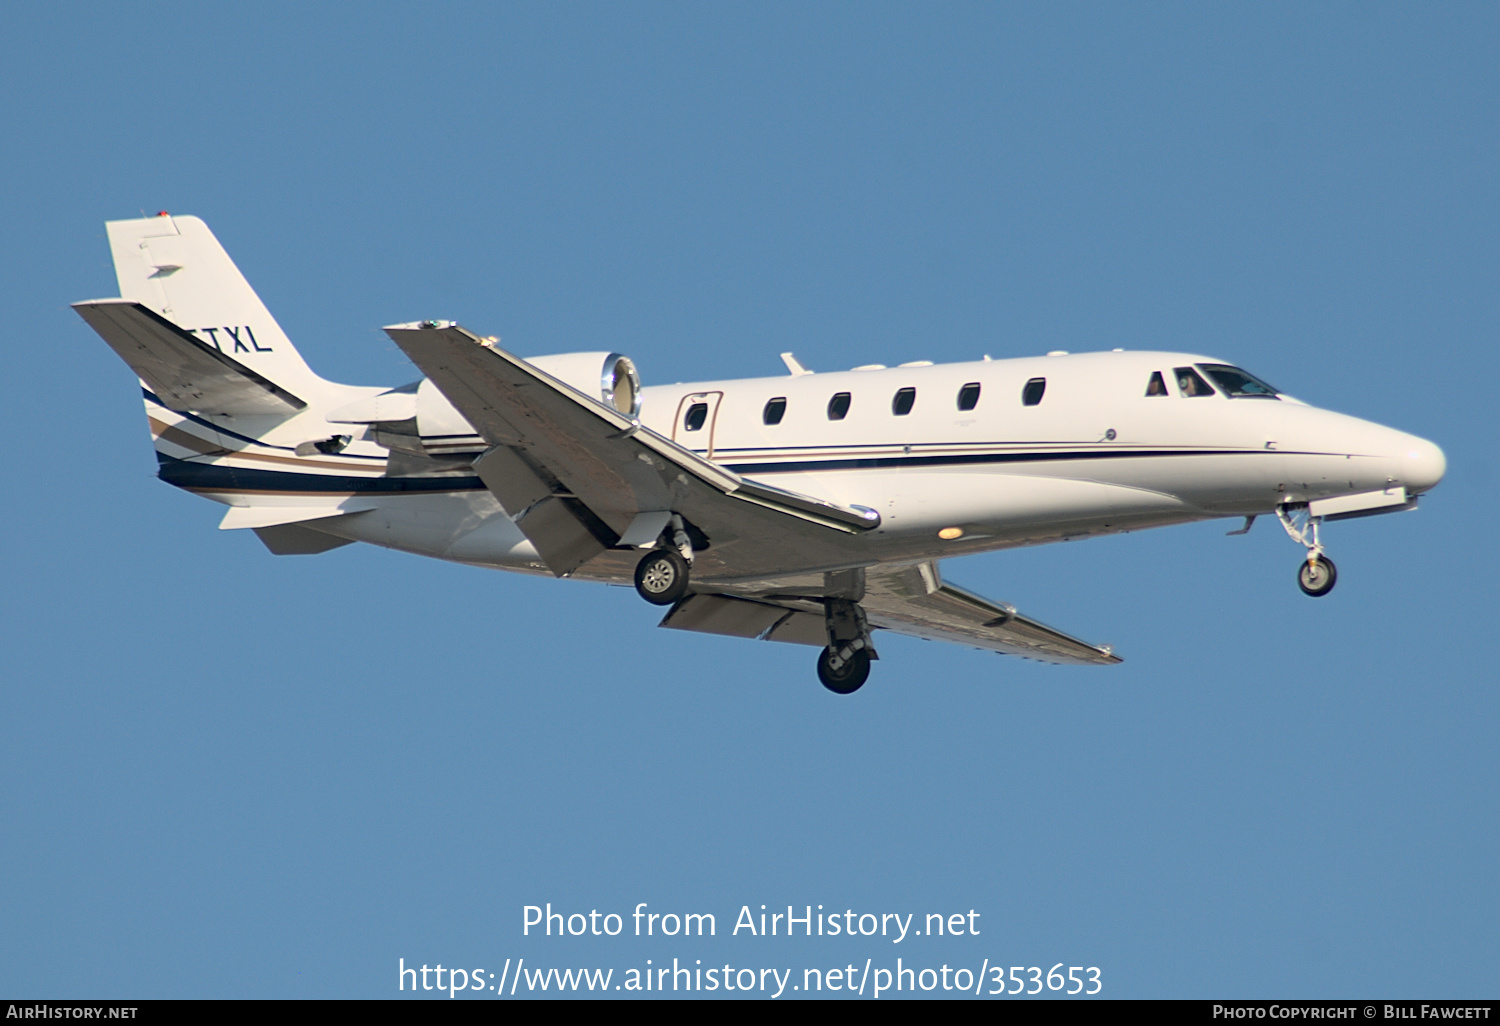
[157, 458, 485, 493]
[721, 448, 1307, 475]
[154, 447, 1313, 498]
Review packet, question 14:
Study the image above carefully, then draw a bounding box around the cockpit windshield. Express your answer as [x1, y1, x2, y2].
[1197, 364, 1280, 399]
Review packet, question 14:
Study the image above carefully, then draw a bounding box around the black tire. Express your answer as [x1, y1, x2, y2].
[817, 645, 871, 694]
[1297, 555, 1338, 597]
[634, 548, 690, 605]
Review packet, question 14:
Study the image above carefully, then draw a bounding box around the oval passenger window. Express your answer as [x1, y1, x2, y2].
[1022, 378, 1046, 406]
[957, 382, 981, 411]
[763, 397, 787, 425]
[827, 392, 852, 420]
[684, 403, 709, 431]
[892, 387, 916, 416]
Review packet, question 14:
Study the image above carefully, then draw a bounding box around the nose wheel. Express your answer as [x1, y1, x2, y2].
[1297, 554, 1338, 597]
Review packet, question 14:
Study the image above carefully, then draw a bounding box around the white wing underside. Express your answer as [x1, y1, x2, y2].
[660, 563, 1119, 666]
[383, 322, 1119, 667]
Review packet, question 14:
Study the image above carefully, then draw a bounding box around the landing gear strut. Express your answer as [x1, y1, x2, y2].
[1277, 504, 1338, 597]
[818, 598, 877, 694]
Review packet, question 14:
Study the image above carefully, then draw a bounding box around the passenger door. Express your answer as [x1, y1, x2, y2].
[672, 391, 724, 458]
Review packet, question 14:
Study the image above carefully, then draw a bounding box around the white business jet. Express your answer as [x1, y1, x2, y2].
[75, 214, 1445, 693]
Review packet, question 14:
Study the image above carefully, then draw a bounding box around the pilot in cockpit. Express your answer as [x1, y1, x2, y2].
[1178, 371, 1208, 396]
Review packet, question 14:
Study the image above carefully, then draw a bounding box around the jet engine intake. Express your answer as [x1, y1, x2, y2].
[526, 352, 641, 418]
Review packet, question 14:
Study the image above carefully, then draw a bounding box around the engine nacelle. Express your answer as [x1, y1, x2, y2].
[526, 352, 641, 418]
[328, 351, 641, 459]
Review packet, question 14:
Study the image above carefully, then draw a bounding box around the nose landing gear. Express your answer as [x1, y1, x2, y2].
[1277, 504, 1338, 597]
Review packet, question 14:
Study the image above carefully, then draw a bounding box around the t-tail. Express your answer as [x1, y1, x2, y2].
[74, 213, 392, 553]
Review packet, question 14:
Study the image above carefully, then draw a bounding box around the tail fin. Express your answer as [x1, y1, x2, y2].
[100, 213, 334, 401]
[76, 213, 388, 522]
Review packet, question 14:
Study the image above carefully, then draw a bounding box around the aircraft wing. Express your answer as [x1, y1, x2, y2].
[383, 322, 879, 576]
[660, 562, 1121, 666]
[860, 563, 1120, 665]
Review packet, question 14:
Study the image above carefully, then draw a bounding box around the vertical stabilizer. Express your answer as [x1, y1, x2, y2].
[105, 214, 331, 400]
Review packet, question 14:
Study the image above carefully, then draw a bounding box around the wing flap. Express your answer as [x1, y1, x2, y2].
[74, 299, 305, 416]
[760, 609, 828, 646]
[469, 444, 613, 574]
[659, 594, 791, 640]
[659, 594, 828, 647]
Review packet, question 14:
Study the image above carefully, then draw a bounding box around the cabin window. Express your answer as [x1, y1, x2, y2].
[1197, 364, 1280, 399]
[1022, 378, 1046, 406]
[957, 382, 981, 411]
[763, 397, 787, 425]
[684, 402, 709, 431]
[827, 392, 852, 420]
[1174, 367, 1216, 398]
[1145, 371, 1168, 396]
[892, 387, 916, 416]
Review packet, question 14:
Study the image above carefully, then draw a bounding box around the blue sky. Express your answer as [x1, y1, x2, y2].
[2, 1, 1495, 999]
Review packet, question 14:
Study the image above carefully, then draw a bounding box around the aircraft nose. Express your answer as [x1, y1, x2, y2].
[1401, 436, 1446, 495]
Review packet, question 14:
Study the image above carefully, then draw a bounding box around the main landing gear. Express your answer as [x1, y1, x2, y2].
[634, 524, 880, 695]
[817, 644, 870, 694]
[818, 598, 877, 695]
[633, 515, 696, 606]
[1276, 504, 1338, 598]
[634, 547, 689, 605]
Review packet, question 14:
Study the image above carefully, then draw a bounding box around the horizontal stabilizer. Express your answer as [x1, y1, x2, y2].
[74, 299, 305, 416]
[252, 523, 356, 556]
[219, 505, 372, 531]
